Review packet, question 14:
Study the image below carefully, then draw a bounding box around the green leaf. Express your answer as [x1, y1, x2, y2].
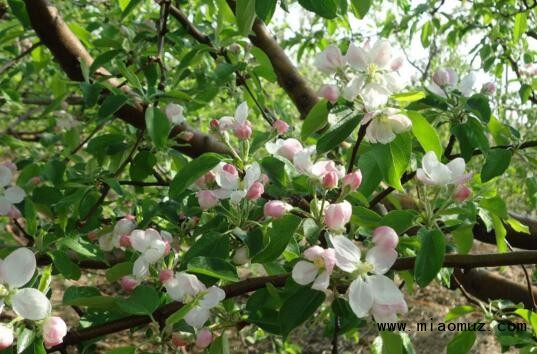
[117, 285, 160, 315]
[98, 94, 128, 118]
[105, 262, 133, 282]
[298, 0, 338, 19]
[187, 257, 238, 281]
[446, 331, 476, 354]
[513, 12, 528, 42]
[520, 84, 532, 103]
[405, 111, 442, 158]
[301, 99, 329, 140]
[414, 228, 445, 287]
[181, 233, 230, 267]
[236, 0, 257, 35]
[17, 328, 35, 354]
[514, 309, 537, 336]
[253, 215, 301, 263]
[89, 49, 122, 75]
[63, 286, 117, 310]
[317, 114, 362, 154]
[465, 94, 491, 123]
[169, 153, 222, 198]
[208, 333, 230, 354]
[106, 347, 136, 354]
[421, 20, 432, 47]
[260, 156, 288, 188]
[452, 225, 474, 254]
[7, 0, 30, 28]
[379, 331, 403, 354]
[255, 0, 277, 23]
[481, 149, 512, 182]
[279, 286, 325, 336]
[371, 133, 411, 191]
[392, 91, 426, 103]
[444, 305, 475, 322]
[51, 251, 81, 280]
[350, 0, 372, 19]
[121, 0, 143, 18]
[145, 107, 171, 149]
[129, 150, 157, 181]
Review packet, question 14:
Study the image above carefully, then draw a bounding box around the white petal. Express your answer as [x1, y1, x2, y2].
[113, 219, 136, 236]
[0, 299, 4, 315]
[330, 235, 360, 273]
[311, 270, 330, 291]
[292, 261, 319, 285]
[5, 186, 25, 204]
[230, 190, 246, 204]
[446, 158, 465, 183]
[361, 83, 390, 111]
[265, 140, 284, 155]
[98, 233, 114, 252]
[366, 246, 397, 275]
[342, 76, 364, 101]
[388, 114, 412, 134]
[130, 229, 151, 253]
[365, 119, 396, 144]
[0, 247, 36, 288]
[199, 286, 225, 309]
[0, 166, 12, 187]
[422, 151, 439, 174]
[176, 272, 206, 297]
[369, 40, 392, 68]
[348, 278, 373, 317]
[0, 197, 12, 215]
[235, 101, 249, 122]
[218, 116, 235, 131]
[366, 275, 404, 305]
[459, 73, 475, 96]
[12, 288, 51, 320]
[244, 163, 261, 188]
[142, 239, 166, 263]
[165, 278, 184, 301]
[132, 257, 149, 278]
[345, 44, 369, 70]
[428, 163, 452, 185]
[427, 83, 447, 98]
[185, 306, 210, 328]
[416, 168, 433, 185]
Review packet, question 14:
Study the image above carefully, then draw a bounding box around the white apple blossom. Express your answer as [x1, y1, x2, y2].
[362, 108, 412, 144]
[98, 217, 137, 251]
[212, 162, 264, 204]
[218, 101, 252, 140]
[131, 229, 170, 278]
[265, 138, 304, 161]
[343, 40, 406, 111]
[0, 248, 52, 321]
[330, 235, 406, 322]
[165, 103, 185, 125]
[292, 246, 336, 291]
[0, 165, 25, 216]
[292, 146, 345, 181]
[314, 45, 345, 74]
[428, 69, 476, 97]
[416, 151, 471, 186]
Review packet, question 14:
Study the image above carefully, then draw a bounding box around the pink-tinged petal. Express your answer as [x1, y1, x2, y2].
[263, 200, 292, 219]
[130, 229, 151, 253]
[453, 185, 472, 202]
[365, 246, 397, 275]
[324, 201, 352, 232]
[292, 261, 318, 285]
[0, 247, 36, 288]
[113, 218, 136, 236]
[234, 101, 249, 122]
[4, 186, 25, 204]
[369, 40, 392, 68]
[345, 43, 369, 70]
[348, 278, 373, 318]
[244, 163, 261, 188]
[200, 286, 225, 309]
[0, 324, 13, 350]
[446, 158, 466, 182]
[303, 246, 325, 261]
[0, 166, 12, 188]
[195, 329, 213, 349]
[330, 235, 360, 273]
[322, 248, 337, 273]
[176, 272, 207, 297]
[43, 316, 68, 349]
[312, 270, 330, 291]
[12, 288, 51, 320]
[366, 274, 404, 305]
[372, 226, 399, 249]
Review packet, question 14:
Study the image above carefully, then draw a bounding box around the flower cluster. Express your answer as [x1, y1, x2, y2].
[429, 68, 477, 98]
[0, 248, 67, 349]
[0, 162, 25, 217]
[314, 41, 412, 144]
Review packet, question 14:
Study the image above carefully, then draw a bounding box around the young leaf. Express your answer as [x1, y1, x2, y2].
[316, 114, 362, 154]
[51, 251, 81, 280]
[405, 111, 442, 158]
[145, 107, 171, 149]
[481, 149, 512, 182]
[371, 133, 411, 191]
[279, 286, 325, 336]
[513, 12, 528, 42]
[187, 256, 238, 281]
[301, 99, 329, 140]
[98, 94, 128, 118]
[414, 228, 445, 287]
[446, 331, 476, 354]
[351, 0, 372, 19]
[253, 215, 301, 263]
[117, 285, 160, 315]
[255, 0, 277, 23]
[465, 94, 491, 123]
[208, 333, 230, 354]
[298, 0, 338, 19]
[236, 0, 257, 35]
[169, 153, 222, 198]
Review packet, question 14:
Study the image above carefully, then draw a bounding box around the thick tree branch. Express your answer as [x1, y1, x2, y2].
[47, 250, 537, 351]
[23, 0, 229, 158]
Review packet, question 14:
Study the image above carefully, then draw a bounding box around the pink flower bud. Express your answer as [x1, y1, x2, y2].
[88, 230, 99, 241]
[120, 276, 139, 293]
[223, 163, 237, 175]
[0, 325, 13, 350]
[30, 176, 41, 185]
[7, 206, 21, 219]
[195, 329, 213, 349]
[453, 185, 472, 202]
[171, 335, 188, 347]
[205, 171, 216, 184]
[432, 68, 457, 87]
[322, 171, 338, 189]
[210, 119, 220, 130]
[233, 246, 249, 265]
[390, 56, 404, 71]
[323, 201, 352, 232]
[1, 161, 16, 173]
[196, 190, 219, 210]
[246, 181, 264, 201]
[260, 174, 269, 185]
[372, 226, 399, 249]
[159, 269, 174, 283]
[164, 241, 171, 256]
[277, 138, 303, 161]
[482, 82, 496, 96]
[119, 234, 131, 248]
[273, 119, 289, 135]
[125, 214, 135, 221]
[264, 200, 291, 219]
[42, 317, 67, 349]
[233, 121, 252, 140]
[342, 170, 362, 191]
[318, 84, 340, 103]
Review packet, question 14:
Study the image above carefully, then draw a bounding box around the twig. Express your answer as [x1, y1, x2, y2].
[331, 314, 339, 354]
[507, 242, 537, 311]
[0, 42, 42, 75]
[452, 270, 482, 307]
[347, 123, 368, 174]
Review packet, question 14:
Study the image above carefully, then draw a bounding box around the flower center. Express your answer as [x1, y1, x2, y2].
[0, 284, 8, 297]
[354, 261, 374, 276]
[313, 256, 325, 269]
